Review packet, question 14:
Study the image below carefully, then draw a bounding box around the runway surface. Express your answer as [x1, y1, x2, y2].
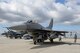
[0, 36, 80, 53]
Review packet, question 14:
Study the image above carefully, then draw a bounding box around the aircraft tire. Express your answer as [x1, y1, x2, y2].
[15, 37, 18, 39]
[50, 38, 53, 43]
[34, 41, 36, 45]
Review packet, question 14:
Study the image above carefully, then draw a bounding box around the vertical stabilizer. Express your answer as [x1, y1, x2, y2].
[46, 18, 53, 29]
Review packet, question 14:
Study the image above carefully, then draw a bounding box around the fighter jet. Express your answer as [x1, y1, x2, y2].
[8, 19, 68, 44]
[2, 28, 24, 39]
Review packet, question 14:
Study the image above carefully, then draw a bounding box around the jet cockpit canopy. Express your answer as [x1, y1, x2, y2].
[27, 20, 33, 23]
[24, 20, 37, 24]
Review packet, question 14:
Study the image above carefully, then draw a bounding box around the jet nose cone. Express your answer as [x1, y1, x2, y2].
[8, 24, 27, 30]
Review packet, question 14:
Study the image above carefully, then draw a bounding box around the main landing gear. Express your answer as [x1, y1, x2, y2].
[33, 39, 44, 45]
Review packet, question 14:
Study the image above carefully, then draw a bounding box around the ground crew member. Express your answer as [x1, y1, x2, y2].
[74, 33, 77, 43]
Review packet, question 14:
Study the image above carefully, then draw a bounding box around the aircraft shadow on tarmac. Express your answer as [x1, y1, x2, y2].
[30, 42, 80, 49]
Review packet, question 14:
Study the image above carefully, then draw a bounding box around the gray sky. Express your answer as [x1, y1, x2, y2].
[0, 0, 80, 25]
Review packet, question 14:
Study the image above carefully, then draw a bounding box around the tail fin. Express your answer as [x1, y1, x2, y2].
[46, 18, 53, 29]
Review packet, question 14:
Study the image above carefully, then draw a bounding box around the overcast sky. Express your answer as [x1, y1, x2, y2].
[0, 0, 80, 34]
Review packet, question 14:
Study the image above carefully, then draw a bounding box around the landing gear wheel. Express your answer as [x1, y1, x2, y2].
[34, 41, 36, 45]
[15, 37, 18, 39]
[50, 38, 53, 43]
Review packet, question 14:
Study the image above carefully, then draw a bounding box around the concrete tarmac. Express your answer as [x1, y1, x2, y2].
[0, 37, 80, 53]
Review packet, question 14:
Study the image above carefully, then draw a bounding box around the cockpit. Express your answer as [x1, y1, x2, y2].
[27, 20, 37, 23]
[24, 20, 37, 24]
[27, 20, 33, 23]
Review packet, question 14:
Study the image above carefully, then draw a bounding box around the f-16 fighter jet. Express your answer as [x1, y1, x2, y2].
[8, 19, 68, 44]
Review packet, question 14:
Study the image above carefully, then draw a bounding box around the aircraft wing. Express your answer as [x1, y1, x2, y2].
[30, 29, 68, 37]
[31, 29, 68, 33]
